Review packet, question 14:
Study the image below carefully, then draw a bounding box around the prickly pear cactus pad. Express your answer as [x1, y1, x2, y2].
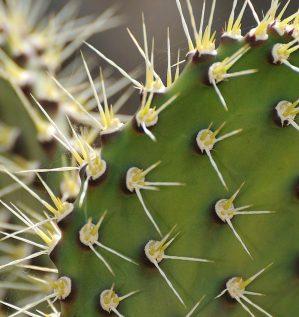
[0, 0, 299, 317]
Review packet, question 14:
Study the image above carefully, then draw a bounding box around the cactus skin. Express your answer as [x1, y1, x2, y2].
[1, 1, 299, 317]
[53, 32, 299, 316]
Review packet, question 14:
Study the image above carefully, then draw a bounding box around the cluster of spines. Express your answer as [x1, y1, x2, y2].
[0, 0, 131, 156]
[0, 0, 298, 316]
[0, 0, 124, 315]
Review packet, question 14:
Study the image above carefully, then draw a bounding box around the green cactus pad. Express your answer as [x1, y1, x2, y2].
[55, 33, 299, 316]
[1, 1, 299, 317]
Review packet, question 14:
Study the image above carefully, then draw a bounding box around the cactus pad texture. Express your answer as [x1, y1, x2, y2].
[0, 1, 299, 317]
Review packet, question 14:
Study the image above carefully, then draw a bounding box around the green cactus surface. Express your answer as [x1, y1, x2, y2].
[0, 1, 299, 317]
[55, 33, 299, 316]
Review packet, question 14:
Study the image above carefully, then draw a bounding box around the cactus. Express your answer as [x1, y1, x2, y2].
[0, 0, 299, 316]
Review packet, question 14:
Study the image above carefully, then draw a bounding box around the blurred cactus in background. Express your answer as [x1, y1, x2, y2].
[0, 0, 298, 316]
